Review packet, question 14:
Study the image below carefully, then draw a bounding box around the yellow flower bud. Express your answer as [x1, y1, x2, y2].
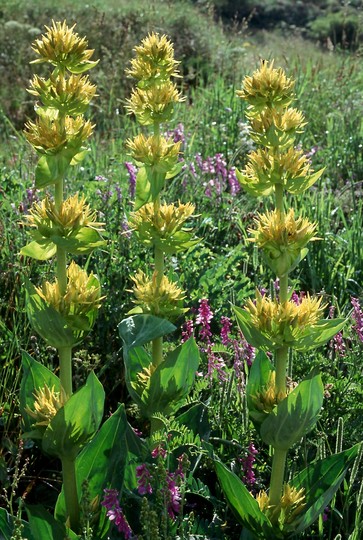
[31, 20, 98, 72]
[126, 134, 181, 172]
[251, 370, 287, 412]
[25, 384, 66, 427]
[130, 270, 187, 320]
[249, 208, 318, 276]
[126, 32, 180, 84]
[237, 60, 295, 111]
[244, 290, 326, 349]
[28, 73, 97, 115]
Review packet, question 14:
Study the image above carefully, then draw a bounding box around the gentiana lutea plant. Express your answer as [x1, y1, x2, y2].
[215, 61, 361, 539]
[118, 33, 200, 433]
[18, 21, 108, 534]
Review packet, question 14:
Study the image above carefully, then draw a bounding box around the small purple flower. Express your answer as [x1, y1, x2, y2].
[220, 316, 232, 345]
[101, 489, 133, 539]
[136, 464, 153, 495]
[228, 168, 241, 195]
[206, 348, 227, 382]
[196, 298, 213, 344]
[166, 474, 182, 520]
[181, 319, 194, 343]
[351, 297, 363, 343]
[240, 442, 258, 487]
[151, 445, 167, 459]
[125, 161, 137, 199]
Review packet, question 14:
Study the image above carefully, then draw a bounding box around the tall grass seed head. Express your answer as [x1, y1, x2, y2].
[31, 20, 98, 73]
[127, 32, 180, 85]
[244, 290, 326, 349]
[249, 208, 318, 276]
[126, 81, 184, 125]
[25, 193, 104, 238]
[25, 384, 66, 428]
[237, 60, 295, 112]
[128, 200, 196, 253]
[28, 73, 97, 115]
[126, 134, 181, 173]
[24, 113, 94, 156]
[130, 270, 187, 320]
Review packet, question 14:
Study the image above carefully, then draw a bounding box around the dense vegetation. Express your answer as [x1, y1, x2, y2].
[0, 1, 362, 539]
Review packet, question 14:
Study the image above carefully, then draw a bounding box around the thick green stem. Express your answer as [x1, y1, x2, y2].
[59, 346, 73, 397]
[275, 182, 284, 215]
[61, 456, 80, 532]
[152, 245, 165, 367]
[269, 448, 288, 509]
[275, 345, 288, 397]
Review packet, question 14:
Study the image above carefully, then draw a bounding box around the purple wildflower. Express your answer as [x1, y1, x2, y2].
[206, 348, 228, 382]
[181, 319, 194, 343]
[240, 442, 258, 487]
[196, 298, 213, 344]
[228, 168, 241, 195]
[165, 474, 182, 520]
[151, 445, 167, 459]
[220, 316, 232, 346]
[101, 489, 133, 539]
[125, 162, 137, 199]
[136, 464, 153, 495]
[351, 297, 363, 343]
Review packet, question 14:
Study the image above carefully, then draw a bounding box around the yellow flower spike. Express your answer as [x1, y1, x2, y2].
[130, 270, 187, 320]
[25, 193, 104, 238]
[36, 261, 103, 330]
[256, 490, 271, 513]
[126, 81, 184, 125]
[126, 134, 181, 172]
[237, 60, 295, 112]
[128, 201, 196, 253]
[244, 290, 327, 349]
[24, 114, 94, 155]
[127, 32, 180, 83]
[28, 73, 97, 115]
[25, 384, 67, 428]
[31, 20, 98, 73]
[249, 208, 319, 276]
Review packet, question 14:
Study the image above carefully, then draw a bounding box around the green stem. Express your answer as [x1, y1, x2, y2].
[54, 178, 67, 296]
[152, 245, 165, 367]
[59, 346, 73, 397]
[269, 448, 288, 509]
[275, 182, 284, 215]
[61, 456, 80, 532]
[275, 345, 289, 397]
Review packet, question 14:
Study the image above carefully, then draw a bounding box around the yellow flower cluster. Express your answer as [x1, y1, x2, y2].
[130, 270, 187, 320]
[31, 20, 98, 72]
[25, 384, 66, 427]
[256, 484, 306, 525]
[36, 261, 103, 328]
[249, 208, 318, 276]
[126, 134, 181, 171]
[244, 291, 326, 349]
[26, 193, 104, 237]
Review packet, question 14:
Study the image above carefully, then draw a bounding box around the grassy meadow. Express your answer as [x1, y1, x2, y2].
[0, 0, 362, 538]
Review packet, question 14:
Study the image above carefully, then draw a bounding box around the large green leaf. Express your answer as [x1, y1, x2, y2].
[260, 369, 324, 450]
[118, 314, 176, 350]
[20, 351, 61, 434]
[143, 337, 200, 416]
[295, 318, 347, 350]
[124, 346, 152, 406]
[55, 404, 146, 538]
[233, 307, 272, 350]
[20, 238, 57, 260]
[26, 505, 78, 540]
[42, 371, 105, 460]
[176, 402, 211, 441]
[35, 154, 72, 189]
[51, 227, 106, 255]
[288, 443, 362, 535]
[0, 508, 34, 540]
[246, 350, 274, 426]
[215, 461, 275, 539]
